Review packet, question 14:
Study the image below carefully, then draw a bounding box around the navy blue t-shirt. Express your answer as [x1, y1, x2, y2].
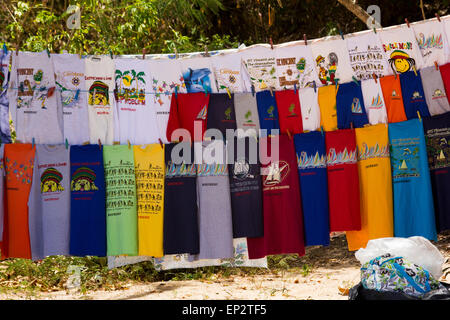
[69, 145, 107, 257]
[163, 142, 199, 255]
[399, 70, 431, 119]
[336, 81, 369, 129]
[293, 131, 330, 246]
[256, 90, 280, 136]
[227, 136, 263, 238]
[206, 93, 237, 139]
[423, 112, 450, 232]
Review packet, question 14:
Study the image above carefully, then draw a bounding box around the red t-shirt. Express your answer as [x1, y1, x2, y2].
[2, 144, 35, 259]
[440, 63, 450, 104]
[166, 92, 210, 142]
[325, 129, 361, 232]
[247, 134, 305, 259]
[274, 90, 303, 135]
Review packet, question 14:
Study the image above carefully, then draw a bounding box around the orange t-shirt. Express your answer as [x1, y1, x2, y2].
[2, 144, 35, 259]
[379, 75, 407, 123]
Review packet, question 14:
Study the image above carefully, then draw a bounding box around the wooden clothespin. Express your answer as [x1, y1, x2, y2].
[373, 28, 377, 34]
[158, 138, 164, 149]
[286, 129, 292, 140]
[405, 18, 410, 28]
[142, 48, 146, 60]
[393, 69, 398, 80]
[372, 73, 378, 83]
[204, 45, 210, 57]
[226, 87, 232, 99]
[174, 46, 179, 59]
[339, 30, 344, 40]
[98, 139, 102, 149]
[417, 111, 421, 121]
[65, 138, 69, 150]
[303, 34, 307, 46]
[412, 65, 418, 76]
[435, 13, 441, 22]
[127, 140, 131, 149]
[269, 86, 274, 97]
[251, 84, 256, 97]
[269, 38, 274, 50]
[350, 122, 354, 130]
[434, 61, 439, 71]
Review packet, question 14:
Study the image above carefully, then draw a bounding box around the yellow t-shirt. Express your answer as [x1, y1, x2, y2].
[318, 85, 338, 131]
[346, 124, 394, 251]
[133, 144, 165, 257]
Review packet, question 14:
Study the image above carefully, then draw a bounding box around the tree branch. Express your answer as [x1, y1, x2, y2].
[336, 0, 381, 28]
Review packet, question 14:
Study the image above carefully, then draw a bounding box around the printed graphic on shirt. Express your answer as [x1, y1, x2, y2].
[432, 88, 446, 100]
[263, 161, 290, 188]
[152, 77, 184, 106]
[425, 127, 450, 170]
[182, 68, 213, 93]
[4, 157, 33, 184]
[88, 81, 109, 106]
[357, 143, 390, 161]
[416, 32, 443, 59]
[244, 110, 256, 126]
[369, 94, 384, 109]
[104, 160, 136, 211]
[243, 56, 277, 91]
[391, 89, 401, 100]
[315, 53, 339, 85]
[216, 68, 239, 92]
[276, 56, 316, 89]
[297, 151, 326, 169]
[135, 162, 164, 215]
[351, 97, 363, 114]
[17, 68, 54, 109]
[196, 104, 208, 120]
[196, 163, 228, 176]
[165, 161, 196, 178]
[232, 158, 254, 180]
[71, 167, 99, 192]
[40, 167, 64, 193]
[390, 137, 420, 179]
[385, 49, 416, 74]
[115, 69, 146, 105]
[411, 91, 425, 103]
[326, 148, 357, 166]
[348, 41, 387, 80]
[266, 105, 276, 119]
[55, 71, 83, 108]
[288, 104, 297, 117]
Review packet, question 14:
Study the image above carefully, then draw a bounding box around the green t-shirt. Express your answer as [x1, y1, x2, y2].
[103, 145, 138, 256]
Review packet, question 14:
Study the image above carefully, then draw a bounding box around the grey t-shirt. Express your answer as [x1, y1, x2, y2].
[28, 144, 71, 259]
[420, 66, 450, 116]
[190, 141, 234, 260]
[234, 93, 260, 138]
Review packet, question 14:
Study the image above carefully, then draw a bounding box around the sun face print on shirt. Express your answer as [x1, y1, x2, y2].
[71, 167, 99, 192]
[388, 50, 416, 74]
[40, 167, 65, 193]
[88, 81, 109, 106]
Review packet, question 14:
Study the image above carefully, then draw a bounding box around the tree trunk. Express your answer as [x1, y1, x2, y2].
[336, 0, 381, 28]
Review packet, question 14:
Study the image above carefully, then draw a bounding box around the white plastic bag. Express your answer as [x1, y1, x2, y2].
[355, 236, 444, 279]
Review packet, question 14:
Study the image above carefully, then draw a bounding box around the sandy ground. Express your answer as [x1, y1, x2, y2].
[1, 232, 449, 300]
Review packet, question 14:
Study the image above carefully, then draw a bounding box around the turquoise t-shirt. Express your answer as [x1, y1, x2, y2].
[388, 119, 437, 240]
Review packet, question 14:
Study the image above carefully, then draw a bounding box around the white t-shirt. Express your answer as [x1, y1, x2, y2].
[274, 43, 320, 90]
[346, 31, 390, 80]
[379, 25, 425, 74]
[360, 78, 388, 125]
[8, 51, 64, 144]
[148, 58, 185, 143]
[52, 53, 90, 145]
[444, 16, 450, 63]
[180, 56, 218, 93]
[413, 19, 448, 67]
[298, 87, 321, 131]
[211, 51, 245, 93]
[84, 55, 116, 145]
[310, 37, 354, 86]
[240, 45, 278, 92]
[114, 58, 160, 145]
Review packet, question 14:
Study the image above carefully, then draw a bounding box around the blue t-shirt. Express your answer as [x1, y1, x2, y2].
[336, 81, 369, 129]
[70, 145, 107, 256]
[293, 131, 330, 246]
[422, 112, 450, 232]
[388, 119, 437, 240]
[256, 90, 280, 136]
[399, 71, 431, 119]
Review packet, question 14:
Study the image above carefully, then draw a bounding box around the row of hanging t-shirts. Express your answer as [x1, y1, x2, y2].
[0, 111, 449, 266]
[0, 16, 450, 146]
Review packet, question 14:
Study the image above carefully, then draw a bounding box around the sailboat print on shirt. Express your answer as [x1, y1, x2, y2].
[351, 97, 363, 114]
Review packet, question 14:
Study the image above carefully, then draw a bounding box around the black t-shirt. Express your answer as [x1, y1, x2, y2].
[422, 112, 450, 232]
[163, 142, 199, 254]
[227, 136, 263, 238]
[206, 93, 237, 138]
